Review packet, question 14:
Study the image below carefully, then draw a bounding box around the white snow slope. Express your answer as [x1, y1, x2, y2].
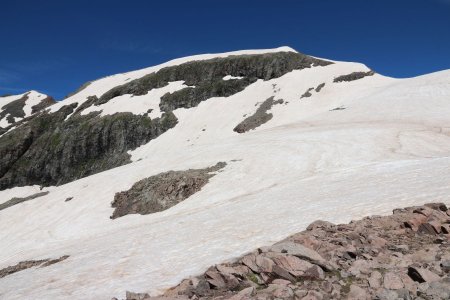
[1, 47, 450, 299]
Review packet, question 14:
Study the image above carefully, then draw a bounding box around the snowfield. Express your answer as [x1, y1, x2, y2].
[1, 47, 450, 299]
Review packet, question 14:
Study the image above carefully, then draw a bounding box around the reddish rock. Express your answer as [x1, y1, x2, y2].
[205, 270, 226, 288]
[255, 255, 274, 273]
[348, 285, 369, 300]
[383, 272, 404, 290]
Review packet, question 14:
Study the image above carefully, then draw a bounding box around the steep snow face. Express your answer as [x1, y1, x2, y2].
[0, 91, 52, 128]
[0, 48, 450, 299]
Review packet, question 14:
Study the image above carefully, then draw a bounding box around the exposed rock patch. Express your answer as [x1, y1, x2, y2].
[300, 88, 314, 99]
[0, 105, 178, 190]
[98, 52, 332, 112]
[110, 162, 226, 219]
[31, 96, 56, 114]
[0, 93, 28, 125]
[131, 203, 450, 300]
[0, 191, 49, 211]
[315, 82, 325, 92]
[333, 71, 375, 83]
[0, 255, 69, 279]
[0, 52, 332, 191]
[330, 106, 346, 111]
[301, 83, 326, 99]
[233, 97, 283, 133]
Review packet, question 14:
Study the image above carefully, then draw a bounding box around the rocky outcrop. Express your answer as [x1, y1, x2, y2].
[125, 203, 450, 300]
[0, 93, 28, 124]
[233, 97, 283, 133]
[0, 105, 178, 190]
[110, 162, 226, 219]
[300, 88, 314, 99]
[333, 71, 375, 83]
[0, 255, 69, 279]
[0, 191, 49, 211]
[98, 52, 332, 112]
[30, 96, 56, 114]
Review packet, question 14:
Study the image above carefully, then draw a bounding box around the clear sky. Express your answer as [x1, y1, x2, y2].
[1, 0, 449, 99]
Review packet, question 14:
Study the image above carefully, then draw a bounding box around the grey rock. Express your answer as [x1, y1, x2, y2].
[0, 191, 49, 211]
[233, 97, 283, 133]
[126, 291, 151, 300]
[110, 162, 226, 218]
[315, 83, 325, 92]
[306, 220, 334, 231]
[333, 71, 375, 83]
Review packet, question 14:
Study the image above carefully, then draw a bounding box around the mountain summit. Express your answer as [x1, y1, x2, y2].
[0, 47, 449, 299]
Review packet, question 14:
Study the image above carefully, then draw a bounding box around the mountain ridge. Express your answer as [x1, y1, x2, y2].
[0, 47, 449, 299]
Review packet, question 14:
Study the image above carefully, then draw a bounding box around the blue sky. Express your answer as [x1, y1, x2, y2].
[0, 0, 449, 99]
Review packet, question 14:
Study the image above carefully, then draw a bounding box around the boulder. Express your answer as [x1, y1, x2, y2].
[306, 220, 334, 231]
[383, 272, 404, 290]
[348, 284, 369, 300]
[269, 242, 331, 270]
[408, 266, 440, 283]
[125, 291, 151, 300]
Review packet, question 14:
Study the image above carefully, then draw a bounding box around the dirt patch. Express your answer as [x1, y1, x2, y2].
[110, 162, 226, 219]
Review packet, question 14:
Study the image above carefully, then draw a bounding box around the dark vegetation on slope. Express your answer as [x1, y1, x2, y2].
[0, 52, 331, 190]
[110, 162, 226, 219]
[333, 71, 375, 83]
[0, 93, 28, 124]
[31, 96, 56, 114]
[0, 93, 56, 128]
[233, 97, 284, 133]
[0, 191, 49, 211]
[0, 103, 178, 190]
[97, 52, 332, 112]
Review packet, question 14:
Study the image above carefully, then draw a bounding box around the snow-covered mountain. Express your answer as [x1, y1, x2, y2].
[0, 46, 449, 299]
[0, 90, 55, 132]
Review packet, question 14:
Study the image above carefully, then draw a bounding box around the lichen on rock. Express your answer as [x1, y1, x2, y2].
[110, 162, 226, 219]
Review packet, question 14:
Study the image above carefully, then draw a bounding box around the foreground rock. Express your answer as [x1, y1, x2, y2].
[120, 203, 450, 299]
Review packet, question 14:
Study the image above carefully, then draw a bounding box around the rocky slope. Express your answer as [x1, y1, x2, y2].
[123, 203, 450, 300]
